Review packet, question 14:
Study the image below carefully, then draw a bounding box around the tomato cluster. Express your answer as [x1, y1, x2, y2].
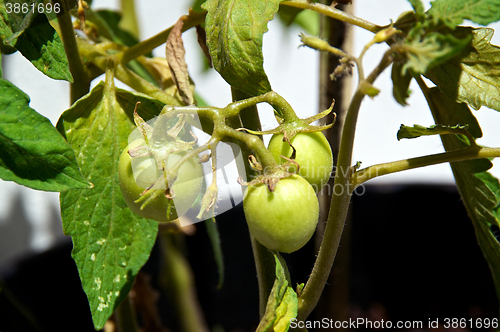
[118, 130, 333, 254]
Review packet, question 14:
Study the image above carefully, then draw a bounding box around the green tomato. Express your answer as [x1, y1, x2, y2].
[267, 132, 333, 191]
[243, 174, 319, 253]
[118, 139, 203, 222]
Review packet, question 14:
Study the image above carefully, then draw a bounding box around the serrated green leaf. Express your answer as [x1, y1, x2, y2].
[425, 87, 500, 303]
[391, 62, 412, 106]
[426, 27, 500, 112]
[205, 218, 224, 289]
[401, 32, 471, 75]
[0, 79, 90, 191]
[428, 0, 500, 29]
[397, 123, 469, 140]
[408, 0, 425, 16]
[257, 253, 298, 332]
[202, 0, 281, 96]
[13, 13, 73, 82]
[0, 0, 37, 46]
[57, 81, 164, 330]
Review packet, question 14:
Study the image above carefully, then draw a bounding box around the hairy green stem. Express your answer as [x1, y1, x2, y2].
[297, 51, 394, 320]
[230, 87, 276, 317]
[115, 295, 139, 332]
[352, 146, 500, 187]
[281, 0, 383, 34]
[160, 232, 208, 332]
[52, 0, 90, 104]
[120, 11, 207, 65]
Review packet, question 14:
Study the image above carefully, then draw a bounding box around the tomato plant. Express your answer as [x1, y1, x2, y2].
[118, 139, 204, 222]
[2, 0, 500, 331]
[243, 174, 319, 253]
[267, 131, 333, 191]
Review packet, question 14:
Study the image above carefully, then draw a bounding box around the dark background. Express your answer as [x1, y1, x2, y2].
[0, 184, 498, 331]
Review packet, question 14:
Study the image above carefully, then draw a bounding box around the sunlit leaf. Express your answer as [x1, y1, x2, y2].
[0, 79, 90, 191]
[426, 27, 500, 112]
[202, 0, 281, 96]
[57, 81, 164, 330]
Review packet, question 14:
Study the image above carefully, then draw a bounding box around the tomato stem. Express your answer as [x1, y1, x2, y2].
[351, 146, 500, 186]
[281, 0, 384, 34]
[52, 0, 90, 104]
[296, 49, 394, 321]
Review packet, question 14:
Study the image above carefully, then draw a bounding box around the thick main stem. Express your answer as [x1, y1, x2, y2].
[297, 89, 364, 321]
[297, 52, 394, 321]
[53, 0, 90, 104]
[230, 88, 276, 317]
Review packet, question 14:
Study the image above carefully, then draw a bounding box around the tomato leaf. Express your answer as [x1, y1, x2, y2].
[0, 0, 37, 46]
[202, 0, 280, 96]
[428, 0, 500, 29]
[426, 27, 500, 112]
[14, 13, 73, 82]
[56, 81, 164, 330]
[391, 62, 412, 106]
[0, 79, 90, 191]
[424, 87, 500, 303]
[396, 124, 470, 140]
[407, 0, 424, 16]
[91, 10, 140, 48]
[0, 4, 73, 82]
[256, 253, 298, 332]
[401, 32, 471, 75]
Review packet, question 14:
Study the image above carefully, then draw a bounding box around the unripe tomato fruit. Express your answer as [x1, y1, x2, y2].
[243, 174, 319, 253]
[267, 132, 333, 191]
[118, 139, 203, 221]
